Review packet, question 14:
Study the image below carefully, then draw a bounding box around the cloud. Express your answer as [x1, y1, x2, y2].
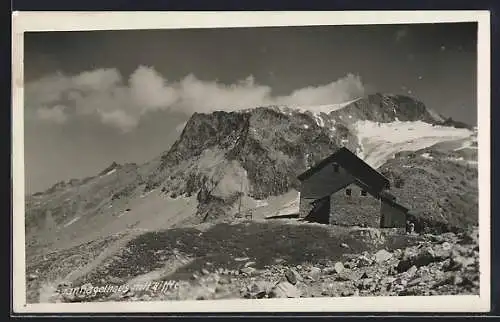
[275, 73, 364, 106]
[129, 65, 179, 111]
[36, 105, 68, 124]
[72, 68, 122, 91]
[100, 110, 138, 133]
[177, 74, 273, 112]
[25, 66, 365, 133]
[25, 73, 72, 107]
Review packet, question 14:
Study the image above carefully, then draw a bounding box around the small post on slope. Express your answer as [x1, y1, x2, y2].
[238, 179, 242, 215]
[236, 176, 243, 219]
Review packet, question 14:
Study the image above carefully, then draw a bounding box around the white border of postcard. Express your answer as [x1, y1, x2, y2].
[11, 10, 491, 313]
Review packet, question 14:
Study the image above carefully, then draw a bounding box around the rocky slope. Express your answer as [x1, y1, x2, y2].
[33, 223, 478, 303]
[379, 141, 478, 234]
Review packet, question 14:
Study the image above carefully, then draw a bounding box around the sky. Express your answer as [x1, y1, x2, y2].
[24, 22, 478, 193]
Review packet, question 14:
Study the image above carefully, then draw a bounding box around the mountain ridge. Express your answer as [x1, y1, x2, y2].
[29, 93, 473, 196]
[25, 93, 477, 254]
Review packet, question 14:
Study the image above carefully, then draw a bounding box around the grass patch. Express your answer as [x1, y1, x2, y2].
[73, 221, 422, 287]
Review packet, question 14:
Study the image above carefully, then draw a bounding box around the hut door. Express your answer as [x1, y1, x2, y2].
[304, 195, 331, 224]
[380, 201, 392, 228]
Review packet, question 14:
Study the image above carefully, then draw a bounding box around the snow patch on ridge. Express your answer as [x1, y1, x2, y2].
[268, 98, 359, 130]
[426, 107, 446, 123]
[454, 137, 478, 151]
[175, 121, 188, 132]
[273, 98, 361, 124]
[421, 153, 434, 160]
[353, 120, 473, 168]
[288, 97, 362, 115]
[447, 157, 478, 166]
[246, 98, 361, 117]
[63, 216, 81, 228]
[313, 114, 325, 127]
[102, 169, 116, 176]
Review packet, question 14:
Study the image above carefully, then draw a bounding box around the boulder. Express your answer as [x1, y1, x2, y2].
[285, 268, 302, 285]
[244, 261, 257, 268]
[461, 228, 479, 244]
[393, 249, 403, 259]
[108, 276, 125, 285]
[240, 267, 256, 275]
[441, 232, 459, 243]
[407, 277, 423, 287]
[441, 241, 452, 250]
[414, 248, 437, 267]
[453, 244, 474, 257]
[335, 273, 352, 282]
[397, 247, 439, 273]
[407, 265, 418, 278]
[444, 255, 475, 271]
[244, 280, 274, 298]
[361, 278, 376, 291]
[334, 262, 345, 274]
[432, 243, 452, 260]
[341, 289, 355, 297]
[335, 269, 364, 282]
[374, 249, 393, 264]
[323, 267, 336, 275]
[57, 281, 72, 288]
[270, 281, 301, 298]
[27, 274, 38, 281]
[387, 265, 398, 276]
[307, 267, 322, 281]
[61, 291, 82, 303]
[218, 277, 231, 285]
[141, 294, 152, 301]
[357, 255, 373, 267]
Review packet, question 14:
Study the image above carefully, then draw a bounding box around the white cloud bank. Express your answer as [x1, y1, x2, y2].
[25, 66, 365, 133]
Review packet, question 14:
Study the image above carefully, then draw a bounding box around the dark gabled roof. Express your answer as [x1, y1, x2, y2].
[297, 147, 390, 192]
[379, 190, 397, 201]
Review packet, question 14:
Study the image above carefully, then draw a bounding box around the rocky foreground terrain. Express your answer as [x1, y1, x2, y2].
[24, 94, 479, 304]
[30, 223, 479, 303]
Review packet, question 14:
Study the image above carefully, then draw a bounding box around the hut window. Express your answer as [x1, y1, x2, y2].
[361, 190, 367, 196]
[333, 163, 339, 173]
[345, 188, 352, 196]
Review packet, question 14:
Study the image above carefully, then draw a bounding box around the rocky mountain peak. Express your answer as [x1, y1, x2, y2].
[145, 106, 342, 205]
[160, 111, 251, 168]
